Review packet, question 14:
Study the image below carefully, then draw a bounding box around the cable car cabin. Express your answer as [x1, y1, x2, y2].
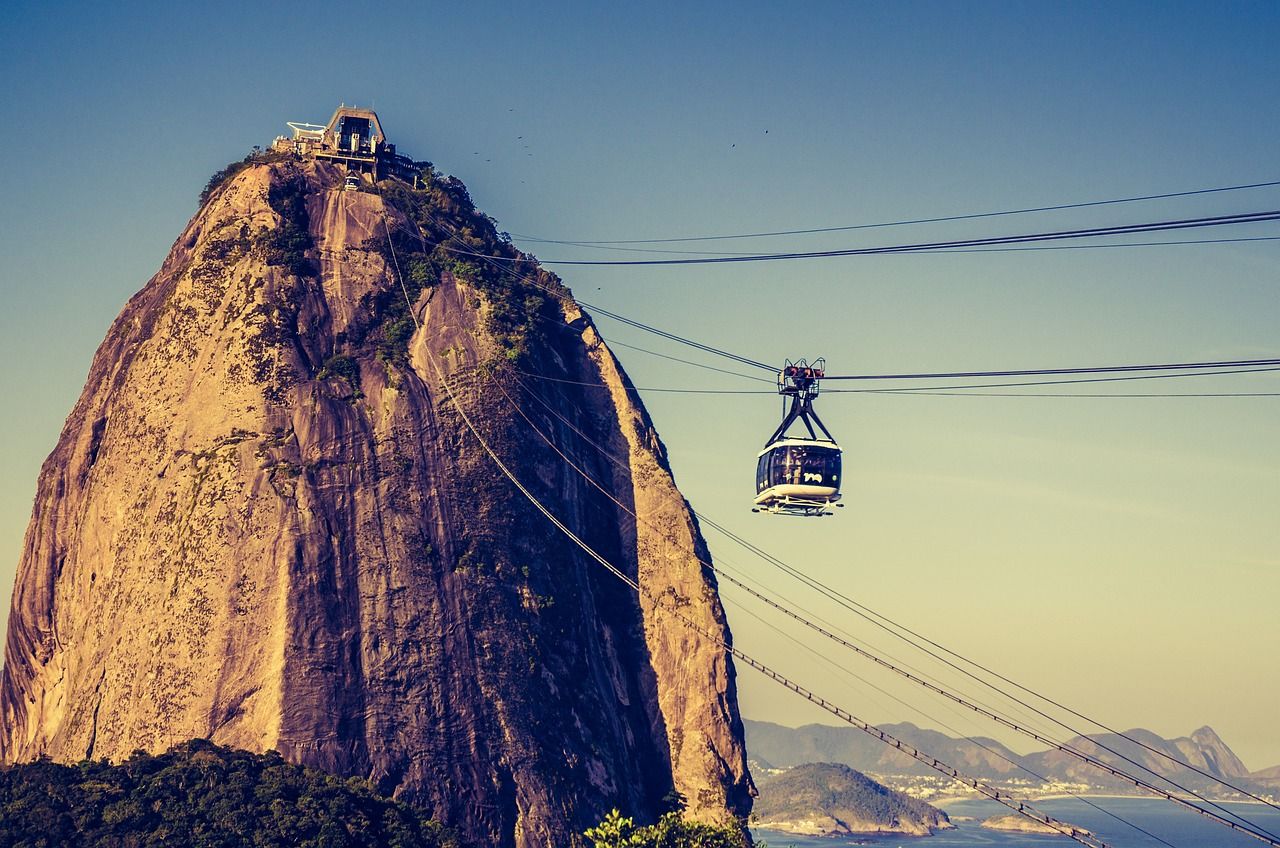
[755, 438, 842, 516]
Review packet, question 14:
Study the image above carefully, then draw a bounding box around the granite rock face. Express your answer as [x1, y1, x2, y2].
[1176, 726, 1250, 780]
[0, 158, 753, 846]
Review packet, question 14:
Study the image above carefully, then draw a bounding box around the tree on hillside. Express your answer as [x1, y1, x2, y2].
[0, 740, 457, 848]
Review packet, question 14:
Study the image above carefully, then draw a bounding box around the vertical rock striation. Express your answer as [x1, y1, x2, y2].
[0, 158, 754, 846]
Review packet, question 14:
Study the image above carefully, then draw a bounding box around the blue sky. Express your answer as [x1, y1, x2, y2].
[1, 1, 1278, 768]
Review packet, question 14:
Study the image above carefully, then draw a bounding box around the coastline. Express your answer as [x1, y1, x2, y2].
[754, 796, 1280, 848]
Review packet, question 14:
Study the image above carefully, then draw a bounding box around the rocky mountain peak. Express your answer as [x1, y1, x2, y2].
[1178, 725, 1250, 779]
[1190, 725, 1223, 743]
[0, 153, 753, 847]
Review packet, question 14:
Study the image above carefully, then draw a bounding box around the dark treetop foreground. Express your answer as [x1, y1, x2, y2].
[0, 739, 458, 848]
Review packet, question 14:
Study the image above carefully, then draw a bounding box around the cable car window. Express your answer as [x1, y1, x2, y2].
[807, 449, 840, 485]
[779, 447, 802, 485]
[770, 445, 840, 487]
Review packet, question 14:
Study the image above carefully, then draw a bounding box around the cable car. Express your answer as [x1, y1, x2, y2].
[753, 359, 843, 516]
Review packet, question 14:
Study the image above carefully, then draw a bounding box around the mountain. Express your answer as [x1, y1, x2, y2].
[752, 762, 951, 836]
[1179, 726, 1251, 779]
[744, 720, 1025, 777]
[1023, 725, 1251, 791]
[1253, 765, 1280, 789]
[745, 719, 1265, 797]
[0, 739, 457, 846]
[0, 145, 752, 846]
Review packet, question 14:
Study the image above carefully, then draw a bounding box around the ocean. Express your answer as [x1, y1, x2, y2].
[753, 796, 1280, 847]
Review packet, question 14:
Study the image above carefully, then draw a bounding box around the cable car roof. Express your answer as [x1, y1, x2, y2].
[757, 437, 841, 458]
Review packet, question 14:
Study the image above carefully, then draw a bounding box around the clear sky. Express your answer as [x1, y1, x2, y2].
[1, 1, 1277, 768]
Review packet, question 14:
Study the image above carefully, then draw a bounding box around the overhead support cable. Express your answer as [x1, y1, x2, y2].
[390, 216, 1280, 257]
[522, 309, 1280, 398]
[407, 188, 1280, 397]
[854, 389, 1280, 398]
[512, 365, 1280, 396]
[574, 301, 777, 372]
[461, 210, 1280, 266]
[825, 367, 1280, 392]
[508, 177, 1280, 245]
[578, 301, 1280, 385]
[384, 192, 1277, 392]
[899, 234, 1280, 254]
[522, 235, 1280, 255]
[604, 338, 777, 383]
[386, 185, 1277, 397]
[822, 358, 1280, 381]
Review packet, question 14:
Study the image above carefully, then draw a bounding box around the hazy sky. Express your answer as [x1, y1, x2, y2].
[1, 1, 1277, 769]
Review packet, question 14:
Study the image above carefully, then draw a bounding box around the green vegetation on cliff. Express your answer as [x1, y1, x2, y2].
[363, 165, 567, 366]
[200, 149, 291, 206]
[0, 740, 457, 848]
[585, 809, 749, 848]
[202, 150, 568, 379]
[261, 174, 318, 279]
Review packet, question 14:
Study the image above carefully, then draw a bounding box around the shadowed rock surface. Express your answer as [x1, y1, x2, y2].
[0, 156, 753, 847]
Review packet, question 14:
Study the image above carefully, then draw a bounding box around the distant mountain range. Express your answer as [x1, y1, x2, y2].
[1254, 765, 1280, 788]
[745, 720, 1279, 799]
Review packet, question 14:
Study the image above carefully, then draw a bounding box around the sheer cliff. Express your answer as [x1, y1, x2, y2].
[0, 156, 754, 847]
